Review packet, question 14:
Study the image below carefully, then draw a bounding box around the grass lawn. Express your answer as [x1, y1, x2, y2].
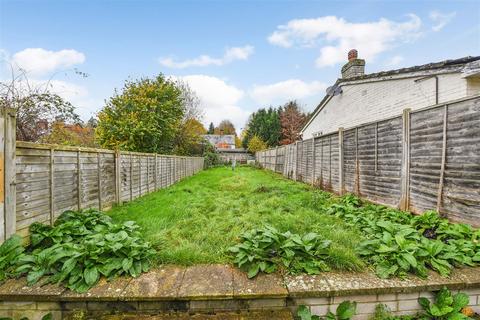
[108, 166, 365, 271]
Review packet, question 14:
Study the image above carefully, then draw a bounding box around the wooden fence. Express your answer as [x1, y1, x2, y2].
[256, 95, 480, 227]
[0, 113, 204, 242]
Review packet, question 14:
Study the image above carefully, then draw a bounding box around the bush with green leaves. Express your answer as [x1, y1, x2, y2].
[203, 143, 221, 168]
[0, 235, 24, 282]
[418, 287, 471, 320]
[0, 313, 52, 320]
[0, 209, 155, 293]
[326, 194, 480, 279]
[297, 301, 357, 320]
[229, 225, 331, 278]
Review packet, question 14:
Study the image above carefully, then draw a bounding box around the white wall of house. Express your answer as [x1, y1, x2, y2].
[302, 72, 479, 139]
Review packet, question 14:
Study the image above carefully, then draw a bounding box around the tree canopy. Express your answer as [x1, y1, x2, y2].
[247, 135, 268, 153]
[279, 101, 308, 145]
[242, 101, 308, 149]
[242, 107, 281, 148]
[96, 75, 186, 154]
[214, 119, 236, 135]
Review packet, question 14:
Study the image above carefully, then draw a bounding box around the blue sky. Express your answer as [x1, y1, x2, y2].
[1, 0, 479, 131]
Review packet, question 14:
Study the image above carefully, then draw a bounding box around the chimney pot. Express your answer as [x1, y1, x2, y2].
[348, 49, 358, 61]
[342, 49, 365, 79]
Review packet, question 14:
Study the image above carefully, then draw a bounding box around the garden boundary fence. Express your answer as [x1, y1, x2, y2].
[0, 109, 204, 242]
[256, 95, 480, 227]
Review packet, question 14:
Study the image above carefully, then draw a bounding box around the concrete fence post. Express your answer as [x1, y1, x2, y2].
[400, 108, 411, 210]
[0, 108, 16, 242]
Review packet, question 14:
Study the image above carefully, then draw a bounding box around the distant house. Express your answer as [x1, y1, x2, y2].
[203, 134, 236, 149]
[301, 50, 480, 139]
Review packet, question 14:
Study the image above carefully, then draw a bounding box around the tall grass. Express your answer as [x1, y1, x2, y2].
[108, 166, 364, 271]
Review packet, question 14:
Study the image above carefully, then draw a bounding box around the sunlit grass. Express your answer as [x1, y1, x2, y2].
[108, 166, 365, 271]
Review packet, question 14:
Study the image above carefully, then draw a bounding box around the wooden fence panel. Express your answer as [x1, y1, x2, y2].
[357, 123, 379, 202]
[409, 107, 445, 213]
[372, 117, 403, 207]
[343, 129, 356, 194]
[441, 98, 480, 225]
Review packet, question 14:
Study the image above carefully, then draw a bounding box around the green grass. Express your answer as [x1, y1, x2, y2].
[108, 166, 365, 271]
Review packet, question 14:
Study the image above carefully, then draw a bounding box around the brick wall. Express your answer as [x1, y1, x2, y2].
[0, 301, 62, 320]
[292, 289, 480, 320]
[1, 289, 479, 319]
[302, 72, 472, 139]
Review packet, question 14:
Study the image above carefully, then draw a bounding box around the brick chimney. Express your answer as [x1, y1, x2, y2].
[341, 49, 365, 79]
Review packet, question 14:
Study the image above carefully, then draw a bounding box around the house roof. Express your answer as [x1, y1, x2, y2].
[203, 134, 235, 145]
[339, 56, 480, 82]
[301, 56, 480, 134]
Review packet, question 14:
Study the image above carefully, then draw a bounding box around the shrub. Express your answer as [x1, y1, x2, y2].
[203, 143, 221, 168]
[247, 135, 268, 153]
[0, 209, 155, 293]
[326, 195, 480, 279]
[229, 225, 331, 278]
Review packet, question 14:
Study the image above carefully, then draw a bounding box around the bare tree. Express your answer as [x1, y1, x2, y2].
[175, 80, 204, 121]
[279, 100, 308, 145]
[0, 66, 80, 141]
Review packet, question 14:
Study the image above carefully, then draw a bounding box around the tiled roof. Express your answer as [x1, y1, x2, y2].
[203, 134, 235, 145]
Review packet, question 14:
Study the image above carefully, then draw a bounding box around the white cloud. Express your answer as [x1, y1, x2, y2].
[268, 15, 422, 67]
[250, 79, 327, 105]
[171, 75, 250, 131]
[429, 11, 456, 32]
[12, 48, 85, 76]
[159, 45, 254, 69]
[385, 55, 404, 67]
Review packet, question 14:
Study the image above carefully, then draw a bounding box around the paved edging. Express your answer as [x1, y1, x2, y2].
[0, 265, 479, 302]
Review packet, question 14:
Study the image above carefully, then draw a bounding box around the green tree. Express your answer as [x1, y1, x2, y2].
[242, 107, 281, 148]
[247, 135, 268, 153]
[173, 118, 207, 155]
[96, 75, 184, 153]
[207, 122, 215, 134]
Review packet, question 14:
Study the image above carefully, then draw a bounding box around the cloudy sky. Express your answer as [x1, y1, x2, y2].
[1, 0, 478, 131]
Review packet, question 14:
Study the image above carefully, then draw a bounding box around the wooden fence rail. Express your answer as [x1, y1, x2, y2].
[0, 120, 204, 242]
[256, 95, 480, 227]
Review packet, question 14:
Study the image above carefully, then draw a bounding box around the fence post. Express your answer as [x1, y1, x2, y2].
[77, 149, 81, 210]
[338, 128, 344, 195]
[97, 152, 102, 210]
[400, 108, 411, 210]
[115, 150, 121, 205]
[129, 154, 133, 201]
[274, 147, 278, 172]
[49, 148, 55, 225]
[310, 139, 315, 186]
[146, 156, 150, 193]
[154, 154, 158, 190]
[0, 108, 16, 241]
[355, 128, 360, 195]
[437, 104, 448, 213]
[295, 142, 299, 181]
